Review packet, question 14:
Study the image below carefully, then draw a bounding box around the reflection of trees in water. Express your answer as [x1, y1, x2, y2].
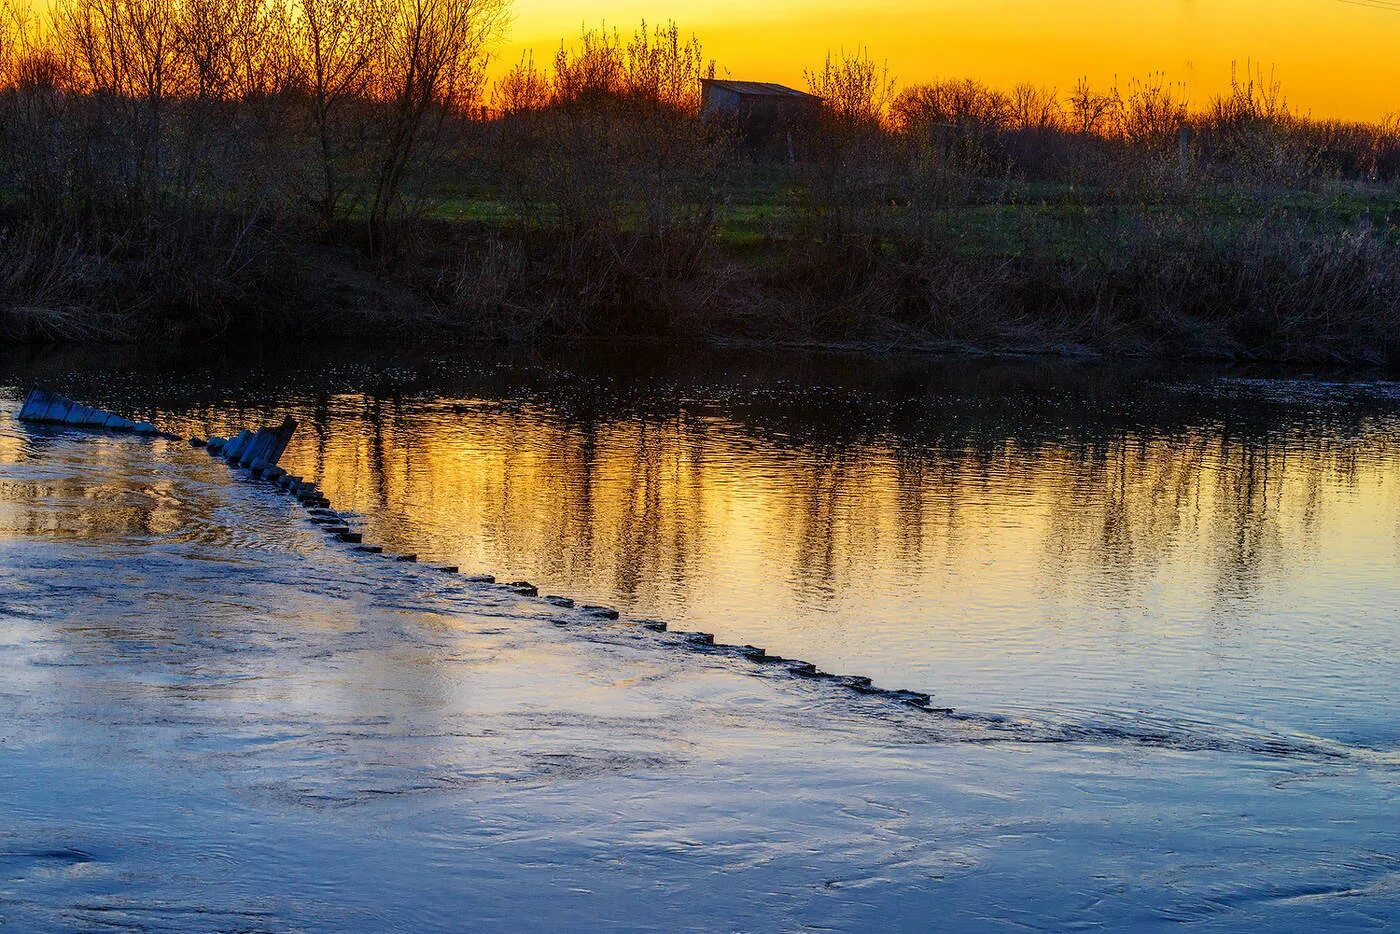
[613, 419, 668, 600]
[552, 420, 1393, 614]
[16, 345, 1400, 615]
[1214, 441, 1279, 604]
[145, 397, 1399, 617]
[1028, 426, 1392, 611]
[788, 454, 848, 606]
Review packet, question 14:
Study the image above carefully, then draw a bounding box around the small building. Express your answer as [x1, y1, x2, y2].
[700, 79, 822, 161]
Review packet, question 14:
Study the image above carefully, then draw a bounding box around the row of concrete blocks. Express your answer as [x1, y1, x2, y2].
[17, 391, 944, 714]
[197, 417, 297, 472]
[193, 427, 946, 716]
[17, 389, 163, 436]
[634, 626, 944, 712]
[538, 598, 943, 709]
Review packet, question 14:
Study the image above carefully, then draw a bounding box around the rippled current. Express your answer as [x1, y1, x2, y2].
[0, 343, 1396, 930]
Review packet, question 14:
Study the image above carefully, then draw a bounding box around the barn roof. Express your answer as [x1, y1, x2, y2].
[701, 79, 820, 100]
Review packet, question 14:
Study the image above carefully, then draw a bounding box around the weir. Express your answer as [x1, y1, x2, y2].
[18, 389, 163, 435]
[15, 389, 946, 716]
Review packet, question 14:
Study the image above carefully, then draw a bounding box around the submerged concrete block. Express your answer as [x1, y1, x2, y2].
[435, 565, 459, 574]
[61, 405, 93, 425]
[236, 431, 262, 460]
[237, 431, 263, 459]
[253, 417, 297, 467]
[394, 554, 418, 562]
[40, 398, 74, 422]
[353, 545, 383, 554]
[238, 429, 272, 467]
[545, 595, 575, 608]
[15, 391, 135, 426]
[17, 389, 49, 421]
[23, 390, 72, 420]
[336, 532, 362, 543]
[223, 430, 253, 461]
[889, 690, 931, 707]
[582, 606, 620, 620]
[219, 417, 296, 468]
[132, 422, 159, 435]
[464, 574, 494, 583]
[639, 620, 667, 632]
[219, 431, 243, 459]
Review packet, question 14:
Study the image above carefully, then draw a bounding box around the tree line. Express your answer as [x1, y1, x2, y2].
[0, 8, 1397, 363]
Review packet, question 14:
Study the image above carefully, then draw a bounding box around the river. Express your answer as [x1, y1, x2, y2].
[0, 343, 1395, 930]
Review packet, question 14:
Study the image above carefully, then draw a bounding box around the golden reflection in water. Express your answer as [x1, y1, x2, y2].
[7, 365, 1400, 731]
[0, 431, 193, 543]
[151, 393, 1400, 646]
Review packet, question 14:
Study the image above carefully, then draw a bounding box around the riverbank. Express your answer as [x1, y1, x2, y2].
[7, 196, 1399, 367]
[2, 384, 1398, 930]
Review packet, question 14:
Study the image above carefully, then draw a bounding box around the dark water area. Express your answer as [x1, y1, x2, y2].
[5, 342, 1400, 758]
[1, 342, 1398, 930]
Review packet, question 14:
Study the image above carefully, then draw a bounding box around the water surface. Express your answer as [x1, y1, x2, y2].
[15, 344, 1397, 753]
[1, 343, 1397, 929]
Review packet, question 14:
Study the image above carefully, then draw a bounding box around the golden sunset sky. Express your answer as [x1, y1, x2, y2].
[499, 0, 1400, 120]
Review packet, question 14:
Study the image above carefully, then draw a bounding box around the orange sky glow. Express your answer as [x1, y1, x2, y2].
[499, 0, 1400, 121]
